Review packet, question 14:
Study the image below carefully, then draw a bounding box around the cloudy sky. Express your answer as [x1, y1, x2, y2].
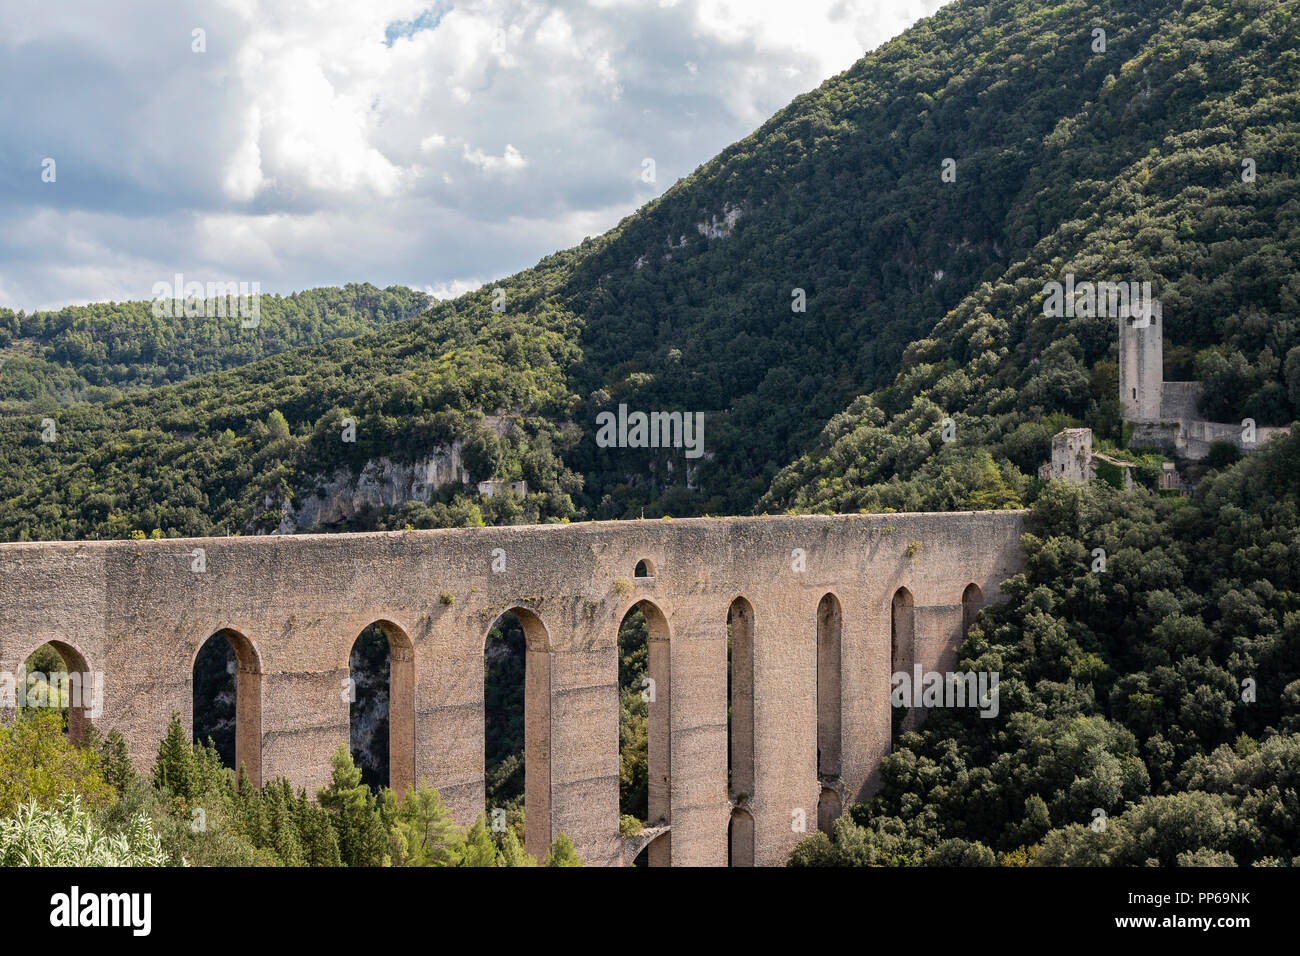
[0, 0, 948, 311]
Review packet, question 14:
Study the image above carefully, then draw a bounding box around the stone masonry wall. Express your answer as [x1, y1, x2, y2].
[0, 511, 1027, 866]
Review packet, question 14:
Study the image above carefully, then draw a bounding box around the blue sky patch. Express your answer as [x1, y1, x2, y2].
[384, 3, 452, 47]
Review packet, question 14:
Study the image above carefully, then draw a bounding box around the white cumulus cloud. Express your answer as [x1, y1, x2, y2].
[0, 0, 951, 310]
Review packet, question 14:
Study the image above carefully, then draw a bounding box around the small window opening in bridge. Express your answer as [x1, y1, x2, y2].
[192, 629, 262, 786]
[816, 594, 842, 780]
[349, 621, 414, 796]
[634, 559, 656, 578]
[891, 587, 914, 744]
[728, 807, 755, 867]
[618, 600, 671, 866]
[485, 608, 552, 859]
[18, 640, 94, 746]
[817, 787, 842, 835]
[962, 583, 985, 640]
[727, 597, 755, 801]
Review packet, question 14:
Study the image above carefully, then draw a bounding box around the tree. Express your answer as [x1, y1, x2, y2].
[455, 816, 501, 867]
[0, 710, 112, 818]
[98, 729, 136, 791]
[498, 828, 536, 867]
[298, 798, 343, 867]
[265, 779, 304, 866]
[316, 744, 387, 866]
[267, 408, 291, 441]
[389, 779, 462, 866]
[152, 712, 200, 803]
[543, 832, 582, 867]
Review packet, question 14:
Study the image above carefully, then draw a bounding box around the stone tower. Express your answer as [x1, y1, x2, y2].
[1118, 301, 1163, 421]
[1048, 428, 1093, 483]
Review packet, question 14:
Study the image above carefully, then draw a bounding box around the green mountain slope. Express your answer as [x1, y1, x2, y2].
[0, 0, 1297, 542]
[565, 0, 1192, 514]
[0, 284, 430, 414]
[764, 0, 1300, 514]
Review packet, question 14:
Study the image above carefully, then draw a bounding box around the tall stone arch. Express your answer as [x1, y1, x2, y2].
[727, 596, 755, 801]
[619, 599, 672, 865]
[891, 587, 915, 738]
[962, 583, 985, 639]
[728, 807, 755, 867]
[20, 638, 96, 746]
[891, 587, 915, 675]
[817, 786, 842, 835]
[494, 606, 553, 860]
[348, 620, 415, 797]
[816, 593, 842, 779]
[192, 627, 263, 788]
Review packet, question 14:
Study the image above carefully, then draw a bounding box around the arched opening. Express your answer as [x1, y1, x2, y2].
[348, 621, 414, 796]
[818, 786, 842, 834]
[816, 594, 842, 779]
[633, 558, 656, 578]
[192, 628, 263, 787]
[484, 612, 526, 834]
[728, 807, 755, 867]
[618, 600, 671, 866]
[962, 583, 985, 639]
[727, 597, 755, 800]
[484, 607, 552, 860]
[891, 587, 914, 742]
[17, 640, 95, 746]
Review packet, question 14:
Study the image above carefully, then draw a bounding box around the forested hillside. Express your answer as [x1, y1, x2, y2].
[2, 0, 1298, 870]
[794, 426, 1300, 866]
[764, 0, 1300, 514]
[0, 284, 428, 415]
[5, 0, 1297, 540]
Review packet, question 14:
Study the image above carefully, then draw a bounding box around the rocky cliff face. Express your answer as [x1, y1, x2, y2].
[280, 443, 469, 531]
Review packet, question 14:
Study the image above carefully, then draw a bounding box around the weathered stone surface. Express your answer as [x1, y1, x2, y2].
[0, 511, 1026, 866]
[286, 446, 470, 529]
[1120, 309, 1287, 460]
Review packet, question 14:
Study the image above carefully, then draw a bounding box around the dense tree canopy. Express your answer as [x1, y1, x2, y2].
[792, 427, 1300, 865]
[0, 0, 1297, 867]
[2, 0, 1296, 540]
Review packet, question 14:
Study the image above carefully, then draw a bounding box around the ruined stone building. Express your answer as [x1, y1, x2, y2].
[1120, 303, 1286, 458]
[1039, 304, 1288, 490]
[1037, 427, 1138, 490]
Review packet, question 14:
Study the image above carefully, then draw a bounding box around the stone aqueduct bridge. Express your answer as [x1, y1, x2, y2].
[0, 511, 1026, 865]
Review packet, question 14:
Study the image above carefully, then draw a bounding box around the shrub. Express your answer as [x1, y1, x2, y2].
[0, 710, 112, 818]
[0, 795, 171, 866]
